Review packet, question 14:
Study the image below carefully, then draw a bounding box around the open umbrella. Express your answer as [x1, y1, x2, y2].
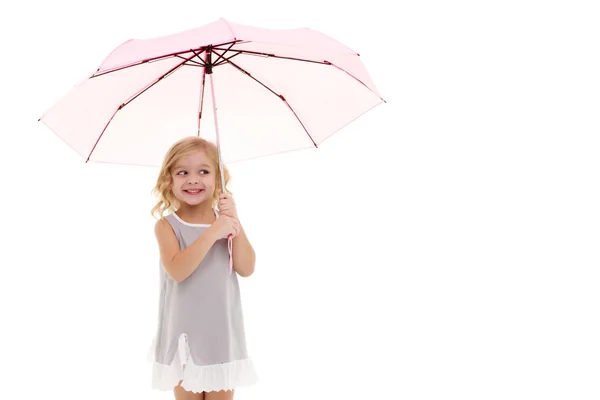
[39, 18, 385, 176]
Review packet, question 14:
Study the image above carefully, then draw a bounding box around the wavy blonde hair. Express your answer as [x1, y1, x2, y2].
[151, 136, 231, 219]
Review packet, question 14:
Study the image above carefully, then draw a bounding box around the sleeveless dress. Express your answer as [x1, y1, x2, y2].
[147, 211, 259, 393]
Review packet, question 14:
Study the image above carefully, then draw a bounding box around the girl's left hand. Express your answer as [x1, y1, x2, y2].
[218, 192, 238, 220]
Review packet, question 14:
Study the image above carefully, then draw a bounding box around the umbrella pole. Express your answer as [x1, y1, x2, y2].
[207, 49, 234, 275]
[206, 49, 226, 194]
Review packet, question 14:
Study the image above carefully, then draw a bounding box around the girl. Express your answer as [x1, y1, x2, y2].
[148, 136, 259, 400]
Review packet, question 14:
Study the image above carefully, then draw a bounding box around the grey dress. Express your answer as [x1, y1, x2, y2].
[148, 211, 258, 393]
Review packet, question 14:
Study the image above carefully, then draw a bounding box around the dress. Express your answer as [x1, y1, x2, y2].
[147, 211, 258, 393]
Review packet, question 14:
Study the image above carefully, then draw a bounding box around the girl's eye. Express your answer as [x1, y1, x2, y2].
[177, 171, 186, 175]
[200, 170, 210, 175]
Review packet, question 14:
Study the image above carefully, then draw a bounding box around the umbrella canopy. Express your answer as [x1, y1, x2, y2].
[39, 18, 385, 167]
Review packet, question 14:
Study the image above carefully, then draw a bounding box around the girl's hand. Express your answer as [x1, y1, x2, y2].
[210, 215, 240, 240]
[218, 192, 238, 220]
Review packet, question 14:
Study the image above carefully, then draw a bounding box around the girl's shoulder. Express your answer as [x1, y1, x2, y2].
[154, 214, 176, 235]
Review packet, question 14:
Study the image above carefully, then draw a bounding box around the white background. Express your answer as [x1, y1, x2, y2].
[1, 1, 599, 399]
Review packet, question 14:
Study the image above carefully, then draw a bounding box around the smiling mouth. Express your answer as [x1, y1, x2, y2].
[184, 189, 204, 195]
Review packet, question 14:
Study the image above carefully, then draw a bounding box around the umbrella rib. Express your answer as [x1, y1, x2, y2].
[90, 40, 240, 78]
[214, 52, 242, 66]
[328, 62, 386, 102]
[212, 46, 330, 66]
[217, 53, 318, 148]
[281, 96, 318, 148]
[85, 53, 196, 162]
[212, 42, 236, 65]
[122, 55, 193, 108]
[85, 109, 119, 163]
[178, 55, 204, 66]
[191, 49, 206, 65]
[91, 54, 180, 78]
[180, 49, 207, 68]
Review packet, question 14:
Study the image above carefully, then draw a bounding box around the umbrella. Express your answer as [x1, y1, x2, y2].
[39, 17, 385, 174]
[39, 18, 385, 273]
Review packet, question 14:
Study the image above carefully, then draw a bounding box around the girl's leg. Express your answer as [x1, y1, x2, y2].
[174, 380, 205, 400]
[205, 389, 234, 400]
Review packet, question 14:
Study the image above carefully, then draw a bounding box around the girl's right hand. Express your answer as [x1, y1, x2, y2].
[210, 215, 240, 240]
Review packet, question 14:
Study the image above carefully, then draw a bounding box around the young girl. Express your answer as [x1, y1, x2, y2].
[147, 136, 259, 400]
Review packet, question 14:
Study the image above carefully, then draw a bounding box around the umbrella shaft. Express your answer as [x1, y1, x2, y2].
[209, 72, 226, 194]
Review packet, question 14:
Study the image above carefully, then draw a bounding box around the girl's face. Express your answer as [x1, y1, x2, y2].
[170, 151, 216, 207]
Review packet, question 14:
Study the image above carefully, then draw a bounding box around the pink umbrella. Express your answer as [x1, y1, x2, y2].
[39, 18, 385, 274]
[39, 18, 385, 173]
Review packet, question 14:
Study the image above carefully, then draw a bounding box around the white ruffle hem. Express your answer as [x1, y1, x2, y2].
[148, 333, 259, 393]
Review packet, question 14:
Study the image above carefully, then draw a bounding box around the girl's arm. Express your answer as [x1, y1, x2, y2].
[232, 223, 256, 277]
[154, 218, 218, 283]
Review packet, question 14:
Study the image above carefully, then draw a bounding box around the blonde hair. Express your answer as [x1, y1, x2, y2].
[151, 137, 231, 219]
